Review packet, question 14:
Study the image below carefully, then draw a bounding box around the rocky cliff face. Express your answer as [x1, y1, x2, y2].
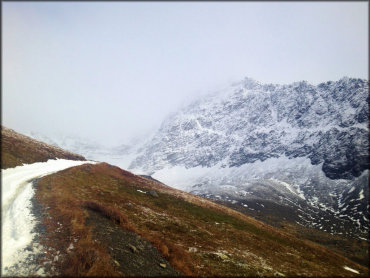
[131, 77, 368, 179]
[129, 77, 369, 239]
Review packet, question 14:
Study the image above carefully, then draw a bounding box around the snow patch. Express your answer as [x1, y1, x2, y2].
[343, 266, 359, 274]
[270, 178, 305, 200]
[1, 159, 96, 275]
[151, 156, 321, 193]
[358, 189, 364, 200]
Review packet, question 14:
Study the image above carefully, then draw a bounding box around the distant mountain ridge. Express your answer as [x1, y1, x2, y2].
[1, 126, 86, 169]
[130, 76, 368, 180]
[27, 131, 133, 163]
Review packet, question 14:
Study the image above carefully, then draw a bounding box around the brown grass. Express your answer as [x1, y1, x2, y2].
[36, 184, 117, 276]
[80, 200, 196, 275]
[81, 200, 138, 233]
[34, 163, 369, 277]
[143, 235, 197, 276]
[61, 233, 117, 277]
[82, 201, 195, 276]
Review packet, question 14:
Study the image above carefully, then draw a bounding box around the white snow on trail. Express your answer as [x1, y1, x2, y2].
[1, 159, 96, 276]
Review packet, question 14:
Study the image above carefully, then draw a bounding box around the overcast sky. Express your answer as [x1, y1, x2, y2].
[2, 1, 368, 146]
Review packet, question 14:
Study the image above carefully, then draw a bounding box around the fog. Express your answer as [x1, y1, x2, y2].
[2, 2, 368, 146]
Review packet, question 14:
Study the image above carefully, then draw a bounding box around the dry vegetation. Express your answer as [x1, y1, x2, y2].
[216, 199, 370, 268]
[35, 162, 369, 277]
[1, 126, 85, 169]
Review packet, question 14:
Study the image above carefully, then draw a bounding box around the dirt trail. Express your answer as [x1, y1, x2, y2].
[85, 209, 180, 276]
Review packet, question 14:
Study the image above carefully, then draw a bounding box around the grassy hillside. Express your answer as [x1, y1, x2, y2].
[35, 162, 369, 277]
[1, 126, 85, 169]
[216, 199, 369, 268]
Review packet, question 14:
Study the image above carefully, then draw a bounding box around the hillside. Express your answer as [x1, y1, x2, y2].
[33, 163, 368, 277]
[1, 126, 86, 169]
[2, 127, 369, 276]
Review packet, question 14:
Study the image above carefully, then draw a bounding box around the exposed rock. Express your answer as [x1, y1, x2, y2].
[128, 244, 137, 253]
[147, 190, 159, 198]
[66, 243, 74, 252]
[214, 252, 229, 260]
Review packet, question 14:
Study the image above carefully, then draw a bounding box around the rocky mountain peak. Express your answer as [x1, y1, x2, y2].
[130, 77, 369, 181]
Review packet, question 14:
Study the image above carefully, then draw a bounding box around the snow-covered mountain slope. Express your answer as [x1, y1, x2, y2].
[27, 132, 135, 169]
[129, 77, 369, 239]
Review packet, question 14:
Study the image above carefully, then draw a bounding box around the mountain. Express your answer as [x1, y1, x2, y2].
[129, 77, 369, 240]
[2, 126, 368, 276]
[27, 131, 106, 157]
[27, 131, 135, 169]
